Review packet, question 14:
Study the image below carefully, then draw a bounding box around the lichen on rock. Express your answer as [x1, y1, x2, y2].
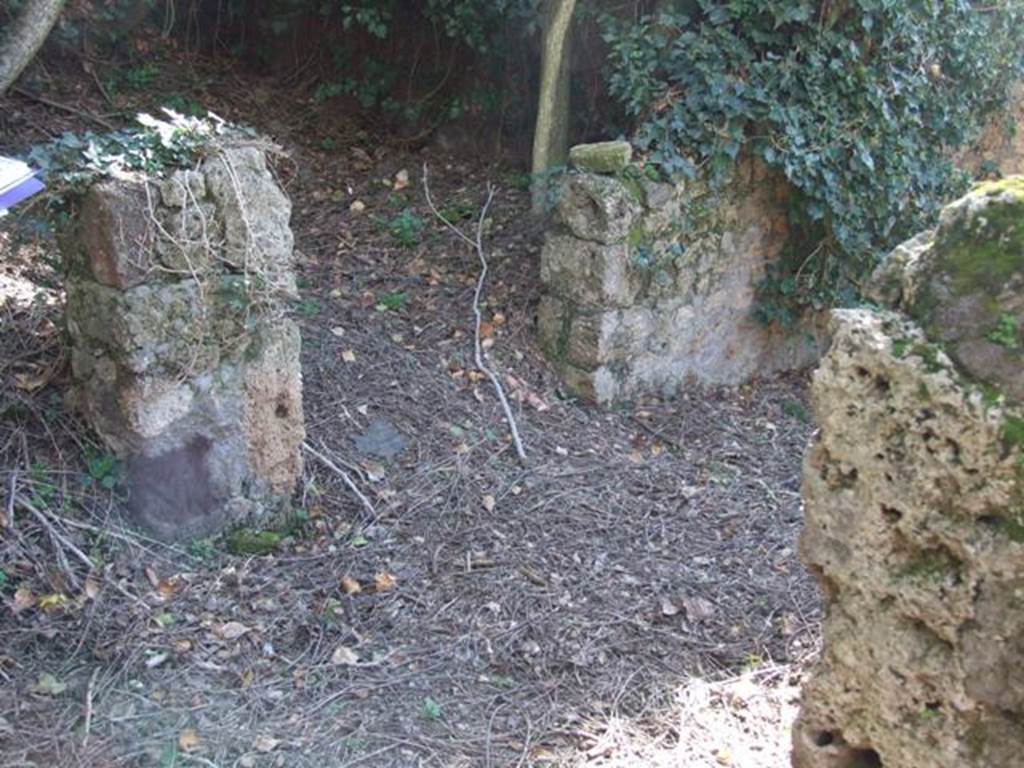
[568, 141, 633, 174]
[794, 177, 1024, 768]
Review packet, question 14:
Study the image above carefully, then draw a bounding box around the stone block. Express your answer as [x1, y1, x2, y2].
[538, 156, 819, 404]
[569, 141, 632, 174]
[554, 173, 643, 245]
[204, 145, 294, 278]
[536, 294, 567, 359]
[76, 178, 157, 289]
[64, 144, 304, 541]
[872, 178, 1024, 403]
[794, 307, 1024, 768]
[541, 235, 641, 306]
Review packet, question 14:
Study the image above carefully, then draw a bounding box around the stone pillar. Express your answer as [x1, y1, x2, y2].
[538, 142, 823, 405]
[64, 144, 305, 540]
[794, 179, 1024, 767]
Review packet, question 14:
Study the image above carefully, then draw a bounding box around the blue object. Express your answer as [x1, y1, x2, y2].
[0, 176, 45, 212]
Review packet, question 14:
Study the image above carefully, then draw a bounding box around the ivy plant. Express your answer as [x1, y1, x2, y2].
[603, 0, 1024, 320]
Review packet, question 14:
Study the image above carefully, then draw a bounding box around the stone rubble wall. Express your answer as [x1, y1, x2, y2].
[957, 81, 1024, 178]
[64, 144, 304, 540]
[793, 179, 1024, 768]
[538, 147, 824, 404]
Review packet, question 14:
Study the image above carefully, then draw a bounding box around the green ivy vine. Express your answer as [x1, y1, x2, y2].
[603, 0, 1024, 321]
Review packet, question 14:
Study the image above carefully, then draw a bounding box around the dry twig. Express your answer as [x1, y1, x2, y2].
[422, 164, 527, 464]
[16, 493, 94, 589]
[303, 441, 378, 521]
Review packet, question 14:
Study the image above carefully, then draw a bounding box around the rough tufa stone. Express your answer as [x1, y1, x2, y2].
[64, 143, 305, 541]
[867, 178, 1024, 403]
[794, 179, 1024, 768]
[568, 141, 633, 175]
[539, 155, 825, 404]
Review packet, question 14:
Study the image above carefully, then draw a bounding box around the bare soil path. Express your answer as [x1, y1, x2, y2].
[0, 57, 819, 768]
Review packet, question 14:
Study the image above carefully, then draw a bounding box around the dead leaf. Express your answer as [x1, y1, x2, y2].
[12, 586, 35, 615]
[330, 326, 346, 337]
[29, 673, 67, 696]
[83, 578, 101, 601]
[13, 369, 49, 393]
[156, 578, 178, 600]
[481, 336, 495, 351]
[340, 576, 362, 595]
[363, 461, 386, 482]
[479, 321, 495, 339]
[660, 598, 680, 617]
[214, 621, 251, 641]
[146, 651, 170, 669]
[393, 169, 410, 191]
[331, 646, 360, 666]
[254, 735, 280, 753]
[38, 593, 68, 613]
[481, 495, 496, 513]
[492, 312, 507, 326]
[349, 200, 366, 214]
[526, 392, 550, 412]
[342, 349, 357, 363]
[145, 566, 160, 589]
[374, 572, 397, 591]
[715, 747, 734, 766]
[179, 728, 201, 752]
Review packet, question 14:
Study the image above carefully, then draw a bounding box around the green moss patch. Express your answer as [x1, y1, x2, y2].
[225, 528, 282, 555]
[933, 193, 1024, 298]
[1001, 417, 1024, 455]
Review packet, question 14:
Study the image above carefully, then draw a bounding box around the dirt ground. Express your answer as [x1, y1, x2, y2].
[0, 52, 820, 768]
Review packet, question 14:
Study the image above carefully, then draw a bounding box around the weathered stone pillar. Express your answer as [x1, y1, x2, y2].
[538, 142, 823, 405]
[794, 179, 1024, 767]
[64, 144, 304, 540]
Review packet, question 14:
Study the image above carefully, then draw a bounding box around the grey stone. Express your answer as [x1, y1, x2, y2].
[353, 419, 406, 460]
[539, 155, 825, 404]
[554, 174, 643, 245]
[64, 143, 304, 541]
[568, 141, 632, 174]
[540, 235, 640, 307]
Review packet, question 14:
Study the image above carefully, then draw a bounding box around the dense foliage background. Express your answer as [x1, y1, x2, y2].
[10, 0, 1023, 315]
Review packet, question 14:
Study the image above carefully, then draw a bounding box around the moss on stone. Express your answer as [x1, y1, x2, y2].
[933, 189, 1024, 298]
[898, 551, 959, 583]
[225, 528, 281, 555]
[569, 141, 633, 175]
[1001, 416, 1024, 454]
[892, 338, 912, 358]
[986, 313, 1021, 349]
[912, 343, 946, 374]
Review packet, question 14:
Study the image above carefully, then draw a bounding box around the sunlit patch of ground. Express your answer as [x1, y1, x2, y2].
[554, 664, 807, 767]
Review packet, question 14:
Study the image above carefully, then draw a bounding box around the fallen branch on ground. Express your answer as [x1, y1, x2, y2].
[422, 164, 528, 465]
[16, 493, 94, 589]
[302, 442, 379, 521]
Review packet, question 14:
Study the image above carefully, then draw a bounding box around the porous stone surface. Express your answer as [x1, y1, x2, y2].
[568, 141, 633, 174]
[539, 156, 825, 404]
[64, 144, 304, 540]
[794, 180, 1024, 768]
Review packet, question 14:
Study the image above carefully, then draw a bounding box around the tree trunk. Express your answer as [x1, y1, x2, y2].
[0, 0, 68, 95]
[530, 0, 576, 213]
